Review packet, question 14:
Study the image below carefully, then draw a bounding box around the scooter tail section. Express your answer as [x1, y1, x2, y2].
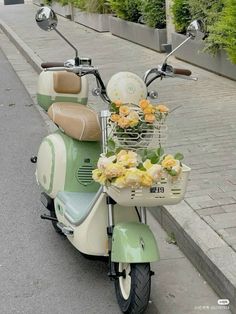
[111, 222, 160, 263]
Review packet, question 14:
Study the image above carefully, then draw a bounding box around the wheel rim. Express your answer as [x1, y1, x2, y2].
[118, 263, 131, 300]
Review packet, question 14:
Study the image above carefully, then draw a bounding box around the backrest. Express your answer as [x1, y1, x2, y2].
[53, 72, 81, 94]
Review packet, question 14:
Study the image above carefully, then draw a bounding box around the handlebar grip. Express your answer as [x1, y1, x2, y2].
[41, 62, 65, 69]
[173, 68, 192, 76]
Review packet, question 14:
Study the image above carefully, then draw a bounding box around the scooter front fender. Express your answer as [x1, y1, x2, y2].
[111, 222, 160, 263]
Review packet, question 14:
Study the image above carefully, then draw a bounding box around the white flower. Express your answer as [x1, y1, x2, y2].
[147, 164, 163, 182]
[172, 160, 182, 175]
[97, 154, 116, 170]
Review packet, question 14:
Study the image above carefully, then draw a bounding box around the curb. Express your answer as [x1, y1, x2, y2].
[1, 16, 236, 314]
[0, 18, 42, 74]
[150, 203, 236, 313]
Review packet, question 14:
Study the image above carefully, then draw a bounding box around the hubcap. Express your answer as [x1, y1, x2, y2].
[119, 263, 131, 300]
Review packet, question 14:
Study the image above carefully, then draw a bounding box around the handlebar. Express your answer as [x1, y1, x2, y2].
[41, 62, 65, 69]
[172, 68, 192, 76]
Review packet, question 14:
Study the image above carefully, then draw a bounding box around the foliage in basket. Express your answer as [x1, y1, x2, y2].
[92, 148, 184, 188]
[140, 0, 166, 29]
[109, 99, 168, 131]
[107, 99, 168, 150]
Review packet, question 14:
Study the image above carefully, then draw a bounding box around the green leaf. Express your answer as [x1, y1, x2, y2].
[137, 163, 146, 171]
[106, 151, 115, 157]
[115, 147, 123, 154]
[150, 156, 159, 164]
[147, 150, 157, 160]
[156, 147, 164, 157]
[169, 169, 178, 176]
[139, 148, 148, 162]
[107, 139, 116, 151]
[174, 153, 184, 161]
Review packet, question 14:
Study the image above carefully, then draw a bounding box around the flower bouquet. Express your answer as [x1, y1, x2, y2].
[93, 98, 190, 206]
[108, 99, 168, 149]
[92, 148, 191, 207]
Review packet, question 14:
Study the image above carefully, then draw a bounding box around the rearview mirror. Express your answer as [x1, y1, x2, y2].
[187, 20, 204, 39]
[35, 6, 58, 31]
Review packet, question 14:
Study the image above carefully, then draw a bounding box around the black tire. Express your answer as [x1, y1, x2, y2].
[115, 263, 151, 314]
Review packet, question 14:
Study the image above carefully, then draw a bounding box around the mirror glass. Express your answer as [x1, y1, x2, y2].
[187, 20, 204, 39]
[35, 6, 58, 31]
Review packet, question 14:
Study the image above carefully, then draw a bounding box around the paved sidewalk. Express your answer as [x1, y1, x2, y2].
[1, 3, 236, 313]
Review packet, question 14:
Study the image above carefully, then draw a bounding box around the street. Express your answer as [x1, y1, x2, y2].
[0, 39, 231, 314]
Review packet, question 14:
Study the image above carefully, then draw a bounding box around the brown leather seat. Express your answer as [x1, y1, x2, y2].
[48, 103, 101, 141]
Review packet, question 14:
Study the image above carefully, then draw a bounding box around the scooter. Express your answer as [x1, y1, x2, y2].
[32, 7, 204, 314]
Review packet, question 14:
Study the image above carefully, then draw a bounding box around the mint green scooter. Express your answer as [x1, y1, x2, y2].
[33, 7, 202, 313]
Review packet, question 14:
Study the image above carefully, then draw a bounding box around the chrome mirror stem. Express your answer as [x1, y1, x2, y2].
[162, 36, 192, 69]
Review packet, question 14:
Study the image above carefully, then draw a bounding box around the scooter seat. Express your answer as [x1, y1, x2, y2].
[48, 102, 101, 141]
[55, 191, 101, 226]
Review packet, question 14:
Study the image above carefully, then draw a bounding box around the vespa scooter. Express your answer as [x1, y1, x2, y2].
[32, 7, 203, 314]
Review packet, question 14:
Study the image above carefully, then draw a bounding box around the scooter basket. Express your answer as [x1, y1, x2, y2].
[106, 164, 191, 207]
[108, 105, 168, 150]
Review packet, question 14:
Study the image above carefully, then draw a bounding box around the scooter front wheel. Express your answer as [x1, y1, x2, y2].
[115, 262, 151, 314]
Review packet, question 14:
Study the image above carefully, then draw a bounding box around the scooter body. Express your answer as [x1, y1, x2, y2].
[35, 67, 160, 261]
[34, 6, 201, 313]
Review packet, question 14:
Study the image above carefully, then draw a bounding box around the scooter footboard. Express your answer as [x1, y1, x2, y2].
[111, 222, 160, 263]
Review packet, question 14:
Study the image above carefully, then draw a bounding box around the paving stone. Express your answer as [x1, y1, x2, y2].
[209, 212, 236, 230]
[185, 195, 219, 210]
[222, 204, 236, 213]
[197, 206, 225, 217]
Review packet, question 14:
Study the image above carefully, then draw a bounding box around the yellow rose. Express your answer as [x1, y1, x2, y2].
[127, 110, 139, 127]
[119, 105, 130, 116]
[144, 114, 156, 123]
[104, 163, 125, 179]
[110, 114, 120, 122]
[139, 99, 150, 110]
[125, 168, 143, 188]
[92, 169, 107, 185]
[112, 176, 126, 188]
[143, 159, 153, 170]
[156, 104, 169, 113]
[117, 150, 138, 168]
[143, 104, 155, 115]
[114, 100, 122, 108]
[117, 116, 130, 128]
[162, 155, 177, 169]
[141, 172, 153, 187]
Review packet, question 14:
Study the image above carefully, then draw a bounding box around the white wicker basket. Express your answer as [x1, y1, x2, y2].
[106, 164, 191, 207]
[108, 105, 168, 150]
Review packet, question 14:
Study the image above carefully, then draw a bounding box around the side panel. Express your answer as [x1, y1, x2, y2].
[61, 131, 101, 193]
[111, 222, 160, 263]
[55, 192, 139, 256]
[36, 133, 67, 198]
[36, 130, 101, 198]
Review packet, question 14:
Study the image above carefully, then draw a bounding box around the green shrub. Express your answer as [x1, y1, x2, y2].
[73, 0, 111, 13]
[188, 0, 224, 32]
[205, 0, 236, 64]
[108, 0, 142, 22]
[141, 0, 166, 28]
[171, 0, 191, 33]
